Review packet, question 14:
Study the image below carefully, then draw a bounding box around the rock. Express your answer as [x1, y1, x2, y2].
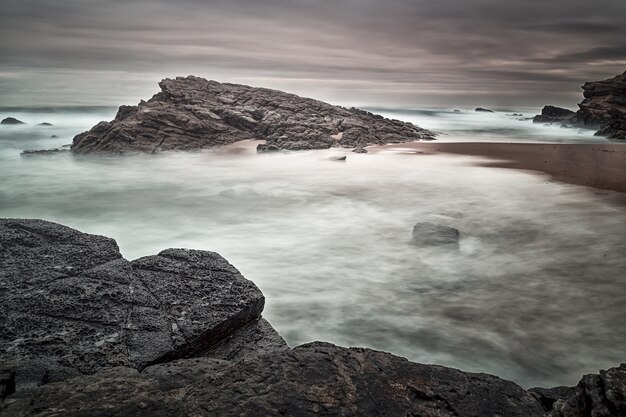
[20, 148, 70, 156]
[50, 135, 58, 138]
[352, 145, 368, 153]
[533, 105, 575, 124]
[328, 155, 347, 161]
[540, 363, 626, 416]
[71, 76, 435, 154]
[36, 122, 53, 126]
[411, 221, 460, 247]
[572, 70, 626, 140]
[512, 113, 523, 116]
[0, 117, 25, 125]
[1, 343, 545, 417]
[0, 219, 270, 392]
[141, 358, 231, 391]
[475, 107, 494, 112]
[453, 109, 461, 113]
[0, 370, 15, 402]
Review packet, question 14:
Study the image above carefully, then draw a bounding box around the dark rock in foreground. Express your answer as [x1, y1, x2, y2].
[573, 70, 626, 140]
[71, 76, 435, 154]
[1, 117, 25, 125]
[475, 107, 494, 112]
[533, 105, 575, 124]
[0, 219, 277, 392]
[411, 221, 460, 248]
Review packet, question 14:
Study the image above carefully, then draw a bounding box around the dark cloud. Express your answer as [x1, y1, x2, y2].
[1, 0, 625, 107]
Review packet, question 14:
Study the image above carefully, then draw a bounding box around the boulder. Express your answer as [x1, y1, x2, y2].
[475, 107, 494, 113]
[0, 117, 25, 125]
[532, 105, 575, 124]
[71, 76, 435, 154]
[411, 221, 460, 247]
[572, 70, 626, 139]
[0, 219, 274, 392]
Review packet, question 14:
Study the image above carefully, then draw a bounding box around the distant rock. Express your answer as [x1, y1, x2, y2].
[0, 219, 278, 392]
[21, 147, 70, 156]
[50, 134, 58, 138]
[1, 117, 25, 125]
[475, 107, 494, 113]
[453, 109, 461, 113]
[329, 155, 347, 161]
[572, 70, 626, 140]
[533, 105, 575, 124]
[71, 76, 435, 154]
[352, 145, 368, 153]
[411, 222, 460, 247]
[37, 122, 53, 126]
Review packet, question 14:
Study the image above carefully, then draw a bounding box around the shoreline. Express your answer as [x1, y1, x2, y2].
[378, 141, 626, 194]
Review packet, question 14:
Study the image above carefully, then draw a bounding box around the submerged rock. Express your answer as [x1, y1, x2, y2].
[475, 107, 494, 113]
[533, 105, 575, 124]
[0, 219, 278, 392]
[36, 122, 53, 126]
[71, 76, 435, 154]
[411, 221, 460, 247]
[21, 147, 70, 156]
[0, 117, 25, 125]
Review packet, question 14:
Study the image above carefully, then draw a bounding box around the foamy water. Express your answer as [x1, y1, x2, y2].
[1, 107, 624, 388]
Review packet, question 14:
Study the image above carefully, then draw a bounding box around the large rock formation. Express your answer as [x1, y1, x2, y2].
[573, 70, 626, 139]
[71, 76, 435, 154]
[532, 105, 575, 124]
[2, 219, 625, 417]
[0, 117, 25, 125]
[0, 218, 285, 392]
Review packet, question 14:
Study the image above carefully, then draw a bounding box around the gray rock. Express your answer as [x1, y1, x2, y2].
[475, 107, 494, 112]
[0, 219, 266, 392]
[21, 148, 70, 156]
[1, 342, 546, 417]
[71, 76, 435, 154]
[36, 122, 53, 126]
[50, 135, 58, 138]
[352, 145, 368, 153]
[141, 358, 231, 391]
[328, 155, 347, 161]
[1, 117, 25, 125]
[411, 221, 460, 247]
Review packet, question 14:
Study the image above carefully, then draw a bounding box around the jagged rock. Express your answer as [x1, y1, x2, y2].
[71, 76, 435, 154]
[572, 70, 626, 140]
[540, 364, 626, 417]
[475, 107, 494, 112]
[0, 117, 25, 125]
[533, 105, 575, 124]
[141, 358, 231, 391]
[36, 122, 53, 126]
[1, 343, 545, 417]
[411, 221, 460, 248]
[0, 219, 270, 392]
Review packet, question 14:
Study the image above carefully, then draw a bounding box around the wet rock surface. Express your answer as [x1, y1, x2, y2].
[0, 219, 270, 392]
[71, 76, 435, 154]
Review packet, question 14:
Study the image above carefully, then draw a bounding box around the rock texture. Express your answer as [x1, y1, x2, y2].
[411, 221, 460, 248]
[71, 76, 435, 154]
[0, 219, 280, 392]
[573, 70, 626, 139]
[0, 117, 25, 125]
[533, 105, 575, 124]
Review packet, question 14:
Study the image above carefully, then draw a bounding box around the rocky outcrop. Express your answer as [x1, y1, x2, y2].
[411, 221, 460, 248]
[533, 105, 575, 124]
[0, 117, 25, 125]
[0, 218, 283, 392]
[475, 107, 494, 112]
[71, 76, 435, 154]
[36, 122, 53, 126]
[2, 219, 625, 417]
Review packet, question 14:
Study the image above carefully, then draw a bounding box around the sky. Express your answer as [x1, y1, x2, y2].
[1, 0, 625, 108]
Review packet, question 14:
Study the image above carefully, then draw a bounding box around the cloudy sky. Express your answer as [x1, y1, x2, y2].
[1, 0, 625, 108]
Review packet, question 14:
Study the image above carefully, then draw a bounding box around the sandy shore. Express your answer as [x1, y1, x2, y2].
[379, 142, 626, 193]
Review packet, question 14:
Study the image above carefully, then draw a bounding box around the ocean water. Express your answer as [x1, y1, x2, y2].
[1, 107, 624, 388]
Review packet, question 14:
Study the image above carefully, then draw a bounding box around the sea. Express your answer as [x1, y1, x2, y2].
[1, 105, 624, 388]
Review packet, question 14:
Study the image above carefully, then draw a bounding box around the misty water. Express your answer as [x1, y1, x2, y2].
[1, 107, 625, 389]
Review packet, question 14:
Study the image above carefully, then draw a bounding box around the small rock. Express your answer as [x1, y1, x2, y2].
[352, 146, 368, 153]
[37, 122, 53, 126]
[1, 117, 25, 125]
[475, 107, 494, 113]
[329, 155, 347, 161]
[50, 135, 58, 138]
[411, 221, 460, 247]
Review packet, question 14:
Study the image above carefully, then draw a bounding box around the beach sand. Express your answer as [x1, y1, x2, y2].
[379, 142, 626, 193]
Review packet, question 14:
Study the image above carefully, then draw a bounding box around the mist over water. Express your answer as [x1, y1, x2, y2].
[1, 108, 625, 388]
